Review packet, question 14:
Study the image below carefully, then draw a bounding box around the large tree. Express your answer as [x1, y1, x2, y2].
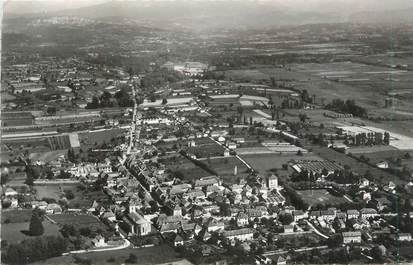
[29, 212, 44, 236]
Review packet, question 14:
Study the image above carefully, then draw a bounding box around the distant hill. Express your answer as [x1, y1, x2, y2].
[3, 0, 413, 29]
[350, 8, 413, 24]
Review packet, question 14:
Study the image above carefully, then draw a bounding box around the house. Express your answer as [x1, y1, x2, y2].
[226, 142, 237, 150]
[359, 178, 370, 188]
[31, 201, 48, 210]
[123, 212, 152, 236]
[283, 225, 294, 233]
[293, 210, 307, 222]
[195, 177, 220, 188]
[246, 208, 262, 220]
[397, 233, 412, 242]
[342, 231, 361, 244]
[347, 210, 359, 220]
[309, 211, 321, 219]
[232, 137, 245, 144]
[372, 197, 391, 211]
[45, 203, 62, 214]
[160, 222, 180, 234]
[276, 256, 287, 265]
[101, 210, 116, 222]
[360, 208, 378, 219]
[202, 231, 211, 242]
[320, 210, 335, 221]
[223, 228, 255, 242]
[172, 205, 182, 217]
[174, 234, 184, 246]
[10, 198, 19, 208]
[361, 191, 371, 202]
[4, 187, 18, 197]
[207, 220, 225, 232]
[376, 161, 389, 169]
[237, 212, 249, 227]
[92, 235, 107, 248]
[185, 189, 205, 200]
[384, 181, 396, 192]
[267, 175, 278, 190]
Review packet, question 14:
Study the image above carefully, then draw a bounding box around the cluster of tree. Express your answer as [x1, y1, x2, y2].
[86, 88, 135, 109]
[2, 236, 69, 264]
[140, 69, 183, 89]
[283, 185, 309, 210]
[325, 99, 367, 117]
[281, 98, 302, 109]
[326, 170, 360, 184]
[129, 235, 160, 247]
[29, 210, 44, 236]
[25, 165, 42, 186]
[278, 212, 294, 225]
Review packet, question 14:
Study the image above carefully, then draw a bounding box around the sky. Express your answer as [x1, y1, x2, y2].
[3, 0, 413, 15]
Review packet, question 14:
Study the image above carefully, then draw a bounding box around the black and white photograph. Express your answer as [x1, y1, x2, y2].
[1, 0, 413, 264]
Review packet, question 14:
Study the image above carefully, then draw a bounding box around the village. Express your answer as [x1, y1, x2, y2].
[2, 4, 413, 264]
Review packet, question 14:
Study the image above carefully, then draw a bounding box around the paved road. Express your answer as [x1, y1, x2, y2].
[208, 136, 253, 170]
[263, 245, 328, 256]
[305, 220, 329, 239]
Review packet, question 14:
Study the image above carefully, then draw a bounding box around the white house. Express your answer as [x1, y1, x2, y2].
[4, 187, 18, 197]
[223, 228, 255, 242]
[92, 235, 107, 248]
[342, 231, 361, 244]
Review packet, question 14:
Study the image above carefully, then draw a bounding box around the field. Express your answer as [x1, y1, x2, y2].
[67, 188, 107, 209]
[281, 108, 363, 128]
[29, 150, 67, 164]
[4, 171, 27, 187]
[78, 128, 126, 149]
[296, 189, 347, 207]
[187, 137, 225, 158]
[217, 61, 413, 119]
[162, 155, 211, 181]
[199, 156, 249, 183]
[30, 244, 183, 265]
[306, 143, 407, 185]
[242, 153, 322, 174]
[2, 209, 33, 223]
[353, 149, 413, 170]
[1, 219, 61, 244]
[34, 184, 66, 200]
[48, 214, 108, 232]
[348, 145, 399, 154]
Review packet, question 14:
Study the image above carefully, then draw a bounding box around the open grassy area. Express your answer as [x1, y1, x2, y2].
[30, 244, 182, 265]
[1, 219, 61, 244]
[199, 156, 249, 184]
[296, 189, 347, 207]
[48, 214, 108, 232]
[34, 184, 65, 201]
[162, 155, 211, 181]
[306, 143, 407, 185]
[78, 128, 126, 149]
[187, 138, 225, 158]
[1, 209, 33, 223]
